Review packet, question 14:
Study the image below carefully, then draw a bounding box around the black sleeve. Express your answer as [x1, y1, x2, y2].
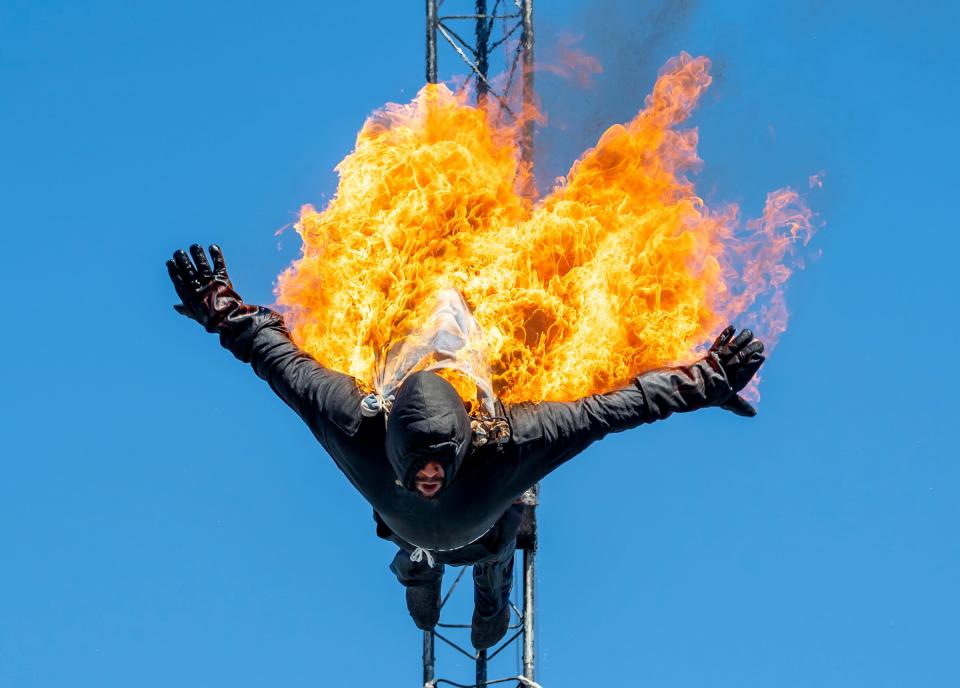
[219, 307, 366, 444]
[503, 356, 734, 484]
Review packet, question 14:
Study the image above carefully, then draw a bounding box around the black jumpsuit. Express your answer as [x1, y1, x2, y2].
[223, 308, 738, 617]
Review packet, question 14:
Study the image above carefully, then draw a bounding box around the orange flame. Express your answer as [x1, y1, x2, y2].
[276, 53, 814, 404]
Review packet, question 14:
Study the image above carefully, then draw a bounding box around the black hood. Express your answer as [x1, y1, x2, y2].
[385, 371, 472, 492]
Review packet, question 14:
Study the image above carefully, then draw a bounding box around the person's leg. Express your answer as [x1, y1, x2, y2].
[390, 548, 445, 631]
[472, 541, 516, 618]
[470, 504, 523, 649]
[390, 548, 446, 587]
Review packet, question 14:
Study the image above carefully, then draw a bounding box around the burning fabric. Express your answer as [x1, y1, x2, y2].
[276, 53, 813, 408]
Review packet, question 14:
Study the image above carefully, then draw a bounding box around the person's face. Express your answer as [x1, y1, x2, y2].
[414, 461, 445, 498]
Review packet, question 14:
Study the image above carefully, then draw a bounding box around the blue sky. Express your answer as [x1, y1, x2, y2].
[1, 1, 958, 686]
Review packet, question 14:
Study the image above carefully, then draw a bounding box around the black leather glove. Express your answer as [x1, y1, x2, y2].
[166, 244, 285, 361]
[708, 325, 766, 417]
[166, 244, 254, 329]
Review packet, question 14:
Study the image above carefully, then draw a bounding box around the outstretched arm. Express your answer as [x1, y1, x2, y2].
[166, 244, 365, 444]
[502, 326, 765, 484]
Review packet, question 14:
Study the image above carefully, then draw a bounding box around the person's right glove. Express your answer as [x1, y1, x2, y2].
[166, 243, 285, 361]
[166, 244, 254, 331]
[708, 325, 766, 417]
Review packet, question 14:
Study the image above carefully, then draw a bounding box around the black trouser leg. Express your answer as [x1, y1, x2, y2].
[472, 539, 517, 619]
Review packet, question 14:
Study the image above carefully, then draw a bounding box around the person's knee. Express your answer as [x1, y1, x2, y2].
[391, 549, 445, 587]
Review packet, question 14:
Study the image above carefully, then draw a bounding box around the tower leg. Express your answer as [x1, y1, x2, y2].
[423, 630, 435, 687]
[522, 548, 536, 684]
[476, 648, 488, 687]
[425, 0, 438, 83]
[520, 0, 535, 199]
[474, 0, 490, 102]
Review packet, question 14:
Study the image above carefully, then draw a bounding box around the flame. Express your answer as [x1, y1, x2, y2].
[276, 53, 814, 404]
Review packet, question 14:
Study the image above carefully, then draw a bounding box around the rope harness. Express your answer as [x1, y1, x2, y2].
[360, 395, 511, 449]
[360, 392, 395, 422]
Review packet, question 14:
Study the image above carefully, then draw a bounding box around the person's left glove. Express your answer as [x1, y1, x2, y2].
[707, 325, 766, 417]
[166, 244, 285, 361]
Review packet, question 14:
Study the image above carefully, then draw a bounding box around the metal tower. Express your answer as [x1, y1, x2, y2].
[421, 491, 539, 688]
[426, 0, 535, 197]
[423, 0, 539, 688]
[422, 7, 539, 685]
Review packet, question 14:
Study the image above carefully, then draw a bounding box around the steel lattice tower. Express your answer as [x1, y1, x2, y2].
[426, 0, 535, 198]
[422, 5, 539, 687]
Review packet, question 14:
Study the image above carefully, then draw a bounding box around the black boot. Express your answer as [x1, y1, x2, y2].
[471, 604, 511, 650]
[405, 580, 442, 631]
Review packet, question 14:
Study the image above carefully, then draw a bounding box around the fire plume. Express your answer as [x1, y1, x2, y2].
[277, 53, 814, 405]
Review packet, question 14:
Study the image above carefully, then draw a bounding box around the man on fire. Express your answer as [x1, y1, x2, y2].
[167, 244, 766, 649]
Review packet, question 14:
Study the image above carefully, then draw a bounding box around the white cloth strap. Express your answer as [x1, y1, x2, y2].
[410, 546, 436, 568]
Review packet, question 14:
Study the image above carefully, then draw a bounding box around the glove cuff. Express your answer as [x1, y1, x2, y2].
[634, 355, 734, 421]
[217, 306, 288, 363]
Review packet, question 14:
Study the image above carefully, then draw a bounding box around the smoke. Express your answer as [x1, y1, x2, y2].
[535, 33, 603, 89]
[534, 0, 700, 187]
